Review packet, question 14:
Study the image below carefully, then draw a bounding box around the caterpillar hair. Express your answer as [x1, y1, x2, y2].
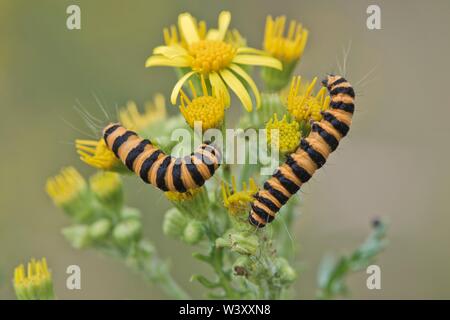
[249, 75, 355, 228]
[103, 123, 221, 192]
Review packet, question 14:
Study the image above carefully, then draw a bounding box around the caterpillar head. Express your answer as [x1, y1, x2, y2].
[322, 74, 342, 89]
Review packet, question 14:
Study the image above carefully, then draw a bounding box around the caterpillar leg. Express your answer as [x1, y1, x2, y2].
[103, 124, 221, 192]
[249, 75, 355, 228]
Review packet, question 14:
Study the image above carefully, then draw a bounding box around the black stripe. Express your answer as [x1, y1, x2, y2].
[251, 204, 275, 223]
[264, 181, 289, 205]
[185, 157, 205, 187]
[322, 112, 350, 137]
[328, 77, 347, 89]
[139, 149, 163, 183]
[299, 139, 326, 168]
[111, 131, 137, 157]
[274, 171, 300, 194]
[311, 123, 339, 151]
[156, 156, 172, 191]
[330, 101, 354, 114]
[253, 193, 280, 213]
[249, 214, 266, 228]
[285, 156, 311, 183]
[125, 140, 150, 171]
[330, 86, 355, 98]
[103, 124, 120, 142]
[172, 161, 187, 192]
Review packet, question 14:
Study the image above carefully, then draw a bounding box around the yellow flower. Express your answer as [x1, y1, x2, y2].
[266, 114, 300, 154]
[263, 15, 308, 63]
[46, 167, 86, 207]
[13, 258, 54, 300]
[75, 138, 123, 171]
[179, 75, 225, 130]
[118, 94, 167, 132]
[146, 11, 282, 111]
[222, 176, 258, 216]
[286, 76, 330, 122]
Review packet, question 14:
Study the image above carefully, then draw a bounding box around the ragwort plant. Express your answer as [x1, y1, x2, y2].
[12, 11, 388, 300]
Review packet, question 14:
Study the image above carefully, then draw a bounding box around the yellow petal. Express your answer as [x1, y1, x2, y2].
[236, 47, 269, 55]
[220, 69, 253, 112]
[170, 71, 195, 105]
[217, 11, 231, 40]
[145, 55, 190, 67]
[209, 72, 230, 107]
[178, 13, 200, 45]
[229, 64, 261, 109]
[153, 45, 187, 58]
[233, 54, 282, 70]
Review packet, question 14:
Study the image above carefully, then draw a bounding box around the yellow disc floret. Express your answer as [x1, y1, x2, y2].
[179, 75, 225, 130]
[266, 114, 300, 154]
[189, 40, 237, 74]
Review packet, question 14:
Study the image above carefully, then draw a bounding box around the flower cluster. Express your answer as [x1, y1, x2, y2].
[39, 10, 385, 301]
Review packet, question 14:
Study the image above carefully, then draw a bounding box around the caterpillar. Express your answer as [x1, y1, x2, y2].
[103, 123, 221, 192]
[249, 75, 355, 227]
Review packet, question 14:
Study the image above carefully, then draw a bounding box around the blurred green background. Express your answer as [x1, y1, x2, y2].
[1, 0, 450, 299]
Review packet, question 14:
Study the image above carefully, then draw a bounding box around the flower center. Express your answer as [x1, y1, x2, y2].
[189, 40, 236, 73]
[180, 96, 224, 130]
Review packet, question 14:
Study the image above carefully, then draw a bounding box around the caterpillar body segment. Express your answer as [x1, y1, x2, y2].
[103, 124, 221, 192]
[249, 75, 355, 227]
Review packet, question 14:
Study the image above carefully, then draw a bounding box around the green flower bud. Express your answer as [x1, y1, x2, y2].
[62, 225, 91, 249]
[113, 219, 142, 245]
[13, 258, 55, 300]
[182, 220, 204, 245]
[162, 208, 188, 238]
[89, 171, 123, 212]
[88, 218, 112, 240]
[274, 257, 297, 284]
[216, 230, 259, 256]
[120, 207, 142, 220]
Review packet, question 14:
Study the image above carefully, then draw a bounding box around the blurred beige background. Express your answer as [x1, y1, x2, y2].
[1, 0, 450, 299]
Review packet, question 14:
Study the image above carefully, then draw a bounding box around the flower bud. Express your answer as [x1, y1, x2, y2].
[182, 220, 204, 245]
[89, 171, 123, 211]
[13, 258, 55, 300]
[62, 225, 91, 249]
[46, 167, 94, 222]
[274, 257, 297, 284]
[120, 207, 142, 220]
[88, 218, 112, 240]
[162, 207, 188, 239]
[113, 219, 142, 245]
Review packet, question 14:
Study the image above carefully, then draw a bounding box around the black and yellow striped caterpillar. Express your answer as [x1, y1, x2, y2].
[103, 124, 221, 192]
[249, 75, 355, 227]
